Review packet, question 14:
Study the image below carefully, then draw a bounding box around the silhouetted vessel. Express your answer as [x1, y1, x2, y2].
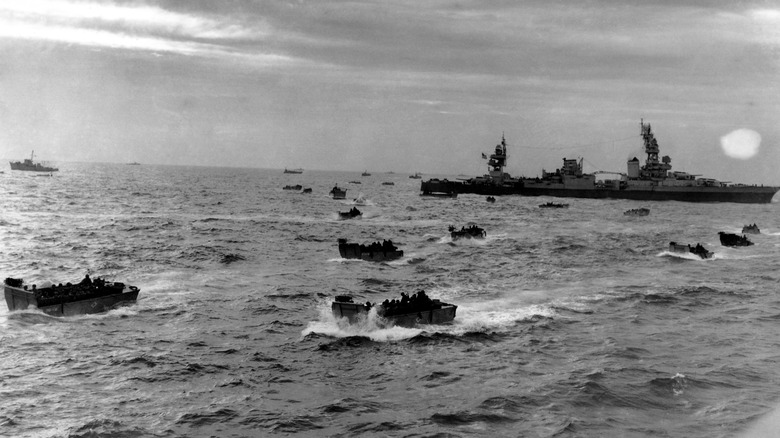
[624, 208, 650, 216]
[669, 242, 713, 259]
[718, 232, 753, 247]
[337, 238, 402, 262]
[420, 121, 779, 203]
[539, 202, 568, 209]
[284, 168, 303, 174]
[449, 225, 486, 240]
[329, 185, 347, 199]
[4, 276, 139, 316]
[9, 151, 58, 172]
[332, 292, 457, 327]
[742, 224, 760, 234]
[338, 207, 362, 220]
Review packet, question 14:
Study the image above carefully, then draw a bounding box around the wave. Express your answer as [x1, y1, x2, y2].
[320, 397, 386, 414]
[176, 408, 239, 426]
[68, 419, 152, 438]
[301, 297, 556, 343]
[430, 410, 518, 426]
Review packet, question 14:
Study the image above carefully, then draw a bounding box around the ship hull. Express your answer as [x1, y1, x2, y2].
[420, 180, 778, 203]
[519, 185, 778, 204]
[9, 162, 58, 172]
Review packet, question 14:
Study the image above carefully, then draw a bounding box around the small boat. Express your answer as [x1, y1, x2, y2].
[338, 207, 362, 219]
[302, 188, 312, 194]
[329, 185, 347, 199]
[127, 162, 141, 166]
[4, 276, 140, 316]
[283, 184, 303, 191]
[332, 291, 457, 328]
[669, 242, 713, 259]
[742, 223, 760, 234]
[9, 151, 58, 172]
[718, 232, 753, 247]
[539, 202, 569, 208]
[486, 196, 496, 203]
[349, 181, 362, 184]
[624, 208, 650, 216]
[449, 225, 486, 240]
[337, 238, 403, 262]
[382, 182, 395, 186]
[284, 168, 303, 174]
[362, 170, 371, 176]
[409, 173, 422, 179]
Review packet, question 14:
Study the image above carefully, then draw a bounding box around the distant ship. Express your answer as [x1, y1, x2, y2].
[409, 172, 422, 179]
[420, 120, 779, 203]
[9, 151, 58, 172]
[284, 168, 303, 174]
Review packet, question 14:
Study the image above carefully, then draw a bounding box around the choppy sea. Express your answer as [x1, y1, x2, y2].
[1, 163, 779, 438]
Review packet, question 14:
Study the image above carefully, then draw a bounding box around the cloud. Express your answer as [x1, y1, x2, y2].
[720, 129, 761, 159]
[0, 0, 265, 39]
[0, 0, 292, 65]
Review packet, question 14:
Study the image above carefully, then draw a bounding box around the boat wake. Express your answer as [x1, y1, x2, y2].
[5, 304, 139, 324]
[439, 233, 504, 246]
[658, 250, 718, 261]
[302, 305, 423, 342]
[349, 194, 373, 206]
[302, 297, 557, 342]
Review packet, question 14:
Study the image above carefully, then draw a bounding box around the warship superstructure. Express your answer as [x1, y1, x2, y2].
[420, 121, 779, 203]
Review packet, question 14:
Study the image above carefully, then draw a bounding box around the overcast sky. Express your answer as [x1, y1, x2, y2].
[1, 1, 778, 183]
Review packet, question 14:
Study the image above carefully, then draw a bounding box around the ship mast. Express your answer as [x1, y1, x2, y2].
[639, 119, 671, 179]
[487, 134, 508, 182]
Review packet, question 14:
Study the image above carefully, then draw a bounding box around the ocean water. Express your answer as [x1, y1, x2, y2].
[1, 163, 779, 438]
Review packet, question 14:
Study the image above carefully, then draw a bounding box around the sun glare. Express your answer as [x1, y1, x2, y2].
[720, 128, 761, 159]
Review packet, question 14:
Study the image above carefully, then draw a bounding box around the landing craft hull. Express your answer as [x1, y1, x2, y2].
[4, 285, 139, 317]
[331, 302, 457, 327]
[338, 243, 403, 262]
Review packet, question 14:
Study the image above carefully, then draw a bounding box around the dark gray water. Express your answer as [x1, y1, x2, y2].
[1, 163, 779, 437]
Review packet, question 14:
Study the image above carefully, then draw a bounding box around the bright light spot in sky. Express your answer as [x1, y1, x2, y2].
[720, 129, 761, 159]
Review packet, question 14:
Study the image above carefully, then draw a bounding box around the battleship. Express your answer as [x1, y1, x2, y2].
[420, 120, 779, 203]
[9, 151, 58, 172]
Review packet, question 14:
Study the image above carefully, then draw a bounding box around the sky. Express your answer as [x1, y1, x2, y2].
[0, 0, 778, 184]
